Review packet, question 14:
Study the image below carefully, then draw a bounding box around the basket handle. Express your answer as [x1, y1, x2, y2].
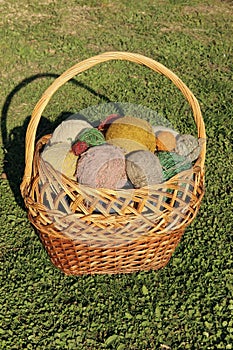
[21, 51, 206, 194]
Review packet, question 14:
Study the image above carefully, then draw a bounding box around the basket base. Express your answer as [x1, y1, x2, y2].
[38, 229, 185, 275]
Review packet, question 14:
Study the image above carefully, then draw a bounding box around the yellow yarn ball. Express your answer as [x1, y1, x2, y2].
[41, 143, 78, 180]
[62, 151, 79, 180]
[106, 116, 156, 152]
[107, 138, 148, 153]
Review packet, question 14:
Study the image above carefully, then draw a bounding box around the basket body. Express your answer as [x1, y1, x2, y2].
[38, 229, 185, 275]
[24, 133, 204, 275]
[21, 52, 206, 275]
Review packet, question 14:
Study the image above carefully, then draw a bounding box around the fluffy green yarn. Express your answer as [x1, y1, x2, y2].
[157, 151, 192, 181]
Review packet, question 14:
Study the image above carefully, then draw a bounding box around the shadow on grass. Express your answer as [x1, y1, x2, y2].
[1, 73, 113, 210]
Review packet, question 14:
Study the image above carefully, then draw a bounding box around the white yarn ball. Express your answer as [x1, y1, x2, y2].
[152, 125, 179, 137]
[49, 119, 93, 145]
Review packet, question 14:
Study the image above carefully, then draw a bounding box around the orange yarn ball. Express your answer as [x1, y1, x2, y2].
[156, 131, 176, 152]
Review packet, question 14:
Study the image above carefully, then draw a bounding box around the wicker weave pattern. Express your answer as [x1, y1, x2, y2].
[39, 230, 185, 275]
[20, 52, 206, 275]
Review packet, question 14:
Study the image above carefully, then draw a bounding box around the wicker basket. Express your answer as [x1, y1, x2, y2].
[20, 52, 206, 275]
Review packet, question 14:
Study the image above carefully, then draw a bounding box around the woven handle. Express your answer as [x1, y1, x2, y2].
[21, 51, 206, 193]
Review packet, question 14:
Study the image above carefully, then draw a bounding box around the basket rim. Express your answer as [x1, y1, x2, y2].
[20, 51, 206, 196]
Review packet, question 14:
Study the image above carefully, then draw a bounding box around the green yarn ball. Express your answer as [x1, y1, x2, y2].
[78, 128, 105, 146]
[157, 151, 192, 181]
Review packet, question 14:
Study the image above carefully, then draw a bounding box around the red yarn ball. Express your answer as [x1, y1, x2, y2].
[71, 141, 88, 156]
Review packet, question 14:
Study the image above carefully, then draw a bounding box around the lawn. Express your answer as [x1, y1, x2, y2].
[0, 0, 232, 349]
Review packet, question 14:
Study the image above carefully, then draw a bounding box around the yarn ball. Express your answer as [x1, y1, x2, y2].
[152, 125, 179, 137]
[156, 130, 177, 152]
[49, 119, 93, 145]
[126, 150, 163, 188]
[107, 138, 148, 154]
[98, 114, 122, 133]
[157, 151, 192, 181]
[41, 143, 78, 180]
[76, 144, 127, 189]
[71, 141, 89, 156]
[175, 134, 201, 162]
[77, 128, 105, 146]
[106, 116, 156, 153]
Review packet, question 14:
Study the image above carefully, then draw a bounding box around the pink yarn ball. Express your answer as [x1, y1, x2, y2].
[76, 144, 127, 189]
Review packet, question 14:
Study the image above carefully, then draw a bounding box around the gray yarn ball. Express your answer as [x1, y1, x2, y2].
[175, 134, 201, 162]
[126, 150, 163, 188]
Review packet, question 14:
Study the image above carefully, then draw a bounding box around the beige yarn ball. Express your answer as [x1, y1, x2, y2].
[41, 143, 78, 180]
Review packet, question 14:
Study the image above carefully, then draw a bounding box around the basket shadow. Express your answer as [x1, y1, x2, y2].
[1, 73, 114, 210]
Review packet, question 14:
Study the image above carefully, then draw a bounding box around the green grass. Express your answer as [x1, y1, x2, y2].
[0, 0, 232, 349]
